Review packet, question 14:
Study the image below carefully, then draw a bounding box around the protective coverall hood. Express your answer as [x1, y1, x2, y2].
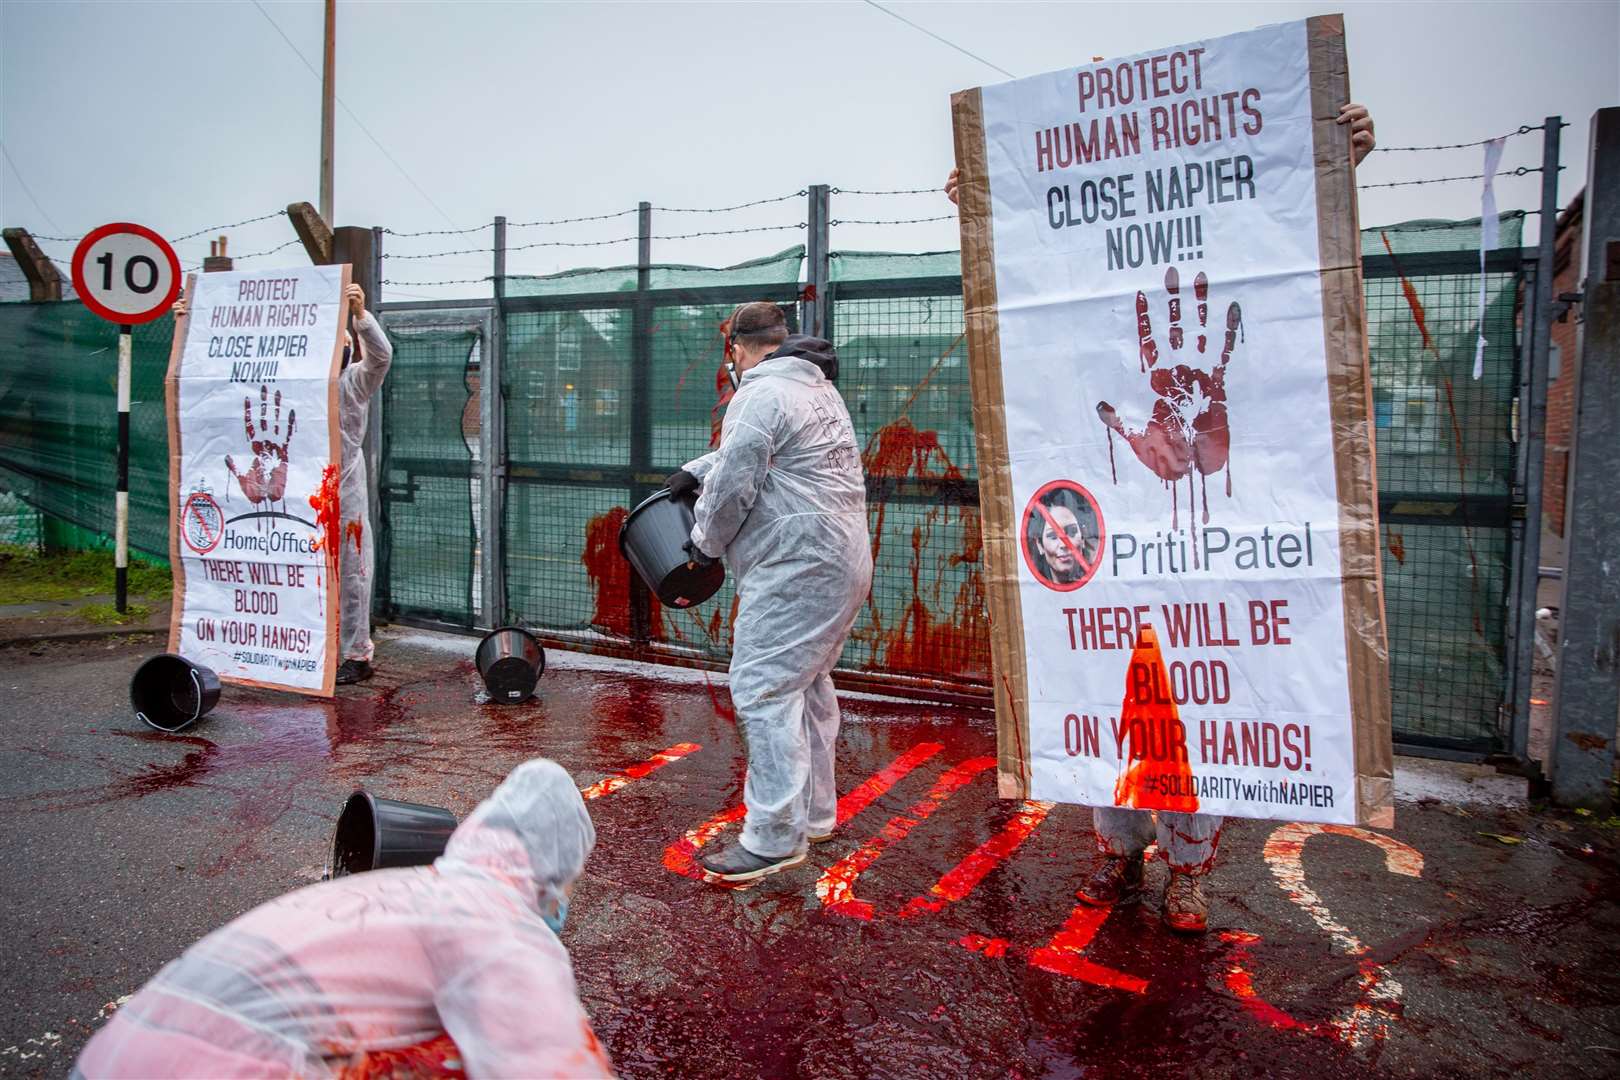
[764, 333, 838, 381]
[72, 758, 611, 1079]
[437, 758, 597, 913]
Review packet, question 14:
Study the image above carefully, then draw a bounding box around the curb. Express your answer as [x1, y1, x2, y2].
[0, 625, 166, 649]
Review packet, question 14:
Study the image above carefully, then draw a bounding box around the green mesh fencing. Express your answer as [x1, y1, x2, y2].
[0, 488, 42, 551]
[380, 325, 480, 627]
[499, 253, 804, 641]
[0, 301, 174, 559]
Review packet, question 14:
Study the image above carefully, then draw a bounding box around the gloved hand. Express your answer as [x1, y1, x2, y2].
[664, 470, 700, 498]
[682, 538, 717, 569]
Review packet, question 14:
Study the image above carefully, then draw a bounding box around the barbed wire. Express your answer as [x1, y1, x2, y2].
[1359, 167, 1543, 190]
[171, 210, 289, 244]
[183, 237, 307, 272]
[831, 186, 941, 196]
[1363, 210, 1531, 235]
[383, 221, 809, 261]
[381, 276, 491, 287]
[507, 208, 640, 228]
[831, 215, 954, 226]
[1371, 124, 1546, 152]
[654, 192, 805, 213]
[383, 223, 492, 238]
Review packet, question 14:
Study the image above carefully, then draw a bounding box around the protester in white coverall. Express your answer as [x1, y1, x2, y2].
[72, 758, 610, 1079]
[945, 103, 1377, 933]
[666, 301, 872, 883]
[334, 285, 393, 684]
[175, 283, 390, 685]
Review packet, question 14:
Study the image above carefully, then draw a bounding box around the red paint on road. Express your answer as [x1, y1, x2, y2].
[818, 755, 996, 919]
[901, 799, 1053, 917]
[1026, 901, 1149, 993]
[663, 741, 944, 881]
[581, 742, 701, 801]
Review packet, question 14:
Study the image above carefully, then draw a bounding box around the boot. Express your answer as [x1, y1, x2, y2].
[1076, 852, 1144, 907]
[1163, 870, 1209, 933]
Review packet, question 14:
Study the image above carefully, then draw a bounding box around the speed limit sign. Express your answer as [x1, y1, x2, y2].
[70, 222, 181, 325]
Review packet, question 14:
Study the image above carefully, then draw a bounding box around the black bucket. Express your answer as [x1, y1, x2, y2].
[618, 488, 725, 609]
[476, 626, 545, 703]
[130, 654, 222, 733]
[327, 790, 459, 877]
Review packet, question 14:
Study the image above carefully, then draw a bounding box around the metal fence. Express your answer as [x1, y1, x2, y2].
[374, 218, 1534, 753]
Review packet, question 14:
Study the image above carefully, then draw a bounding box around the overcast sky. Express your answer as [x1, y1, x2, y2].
[3, 1, 1615, 300]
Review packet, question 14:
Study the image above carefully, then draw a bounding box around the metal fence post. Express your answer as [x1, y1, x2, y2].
[1550, 107, 1620, 810]
[805, 184, 831, 340]
[367, 225, 388, 616]
[627, 202, 654, 644]
[484, 215, 509, 629]
[1505, 117, 1562, 767]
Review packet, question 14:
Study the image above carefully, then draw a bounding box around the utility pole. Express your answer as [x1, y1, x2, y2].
[1550, 107, 1620, 810]
[320, 0, 336, 223]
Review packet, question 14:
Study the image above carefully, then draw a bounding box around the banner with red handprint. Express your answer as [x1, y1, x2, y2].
[165, 265, 348, 695]
[953, 15, 1392, 825]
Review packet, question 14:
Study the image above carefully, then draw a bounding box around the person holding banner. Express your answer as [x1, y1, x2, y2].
[328, 282, 393, 685]
[665, 302, 871, 884]
[944, 100, 1376, 933]
[173, 282, 391, 686]
[72, 758, 612, 1079]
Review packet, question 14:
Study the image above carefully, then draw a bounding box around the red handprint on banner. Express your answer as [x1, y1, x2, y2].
[225, 384, 296, 513]
[1096, 267, 1241, 535]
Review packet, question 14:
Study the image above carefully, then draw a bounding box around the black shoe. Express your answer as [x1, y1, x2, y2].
[335, 659, 373, 685]
[699, 841, 806, 883]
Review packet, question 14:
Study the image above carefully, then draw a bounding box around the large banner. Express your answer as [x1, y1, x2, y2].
[952, 15, 1392, 825]
[167, 266, 349, 696]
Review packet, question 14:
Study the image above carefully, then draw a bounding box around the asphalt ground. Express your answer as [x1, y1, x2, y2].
[1, 628, 1617, 1079]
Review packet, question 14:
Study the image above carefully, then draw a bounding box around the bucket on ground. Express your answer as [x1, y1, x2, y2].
[618, 488, 725, 609]
[327, 790, 458, 877]
[130, 654, 221, 733]
[476, 626, 545, 703]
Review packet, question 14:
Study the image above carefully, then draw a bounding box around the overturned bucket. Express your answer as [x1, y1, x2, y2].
[618, 488, 725, 609]
[130, 654, 222, 733]
[476, 626, 545, 704]
[327, 790, 458, 878]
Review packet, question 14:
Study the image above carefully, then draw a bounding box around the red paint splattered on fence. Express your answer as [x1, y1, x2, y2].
[582, 507, 664, 640]
[344, 520, 363, 555]
[1112, 626, 1199, 813]
[855, 419, 991, 679]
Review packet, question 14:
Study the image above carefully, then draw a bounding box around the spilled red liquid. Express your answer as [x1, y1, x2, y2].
[344, 520, 363, 555]
[337, 1032, 464, 1078]
[856, 419, 990, 680]
[582, 507, 665, 640]
[1112, 626, 1199, 812]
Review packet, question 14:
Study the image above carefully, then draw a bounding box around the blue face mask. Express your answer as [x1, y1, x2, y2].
[542, 896, 569, 934]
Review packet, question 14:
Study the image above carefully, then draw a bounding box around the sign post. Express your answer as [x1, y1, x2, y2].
[71, 223, 182, 612]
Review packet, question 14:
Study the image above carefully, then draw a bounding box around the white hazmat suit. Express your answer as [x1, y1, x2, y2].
[684, 343, 872, 860]
[73, 759, 611, 1079]
[339, 311, 392, 664]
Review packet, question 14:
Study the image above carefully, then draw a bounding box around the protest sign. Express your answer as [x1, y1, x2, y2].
[952, 15, 1392, 825]
[166, 265, 350, 696]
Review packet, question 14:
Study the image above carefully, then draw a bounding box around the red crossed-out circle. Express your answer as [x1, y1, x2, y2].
[1020, 479, 1106, 592]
